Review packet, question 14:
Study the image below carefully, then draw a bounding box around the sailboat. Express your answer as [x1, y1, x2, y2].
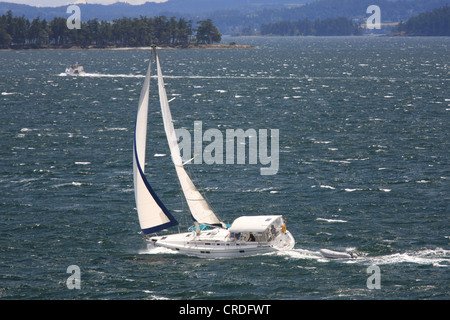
[133, 47, 295, 258]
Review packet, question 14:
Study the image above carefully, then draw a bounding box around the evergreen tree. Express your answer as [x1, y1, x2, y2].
[196, 19, 221, 44]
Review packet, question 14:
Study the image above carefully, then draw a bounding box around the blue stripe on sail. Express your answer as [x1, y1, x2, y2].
[134, 136, 178, 235]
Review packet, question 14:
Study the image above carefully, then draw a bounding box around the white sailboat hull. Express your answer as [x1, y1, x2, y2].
[146, 227, 295, 258]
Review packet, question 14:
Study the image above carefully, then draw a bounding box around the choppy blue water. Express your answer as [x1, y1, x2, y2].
[1, 36, 449, 300]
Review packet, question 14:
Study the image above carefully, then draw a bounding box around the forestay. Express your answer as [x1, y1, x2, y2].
[154, 50, 222, 226]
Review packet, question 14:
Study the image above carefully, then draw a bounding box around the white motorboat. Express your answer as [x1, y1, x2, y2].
[65, 62, 85, 76]
[133, 47, 295, 258]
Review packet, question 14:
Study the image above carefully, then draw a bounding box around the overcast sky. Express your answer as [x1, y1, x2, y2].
[1, 0, 167, 7]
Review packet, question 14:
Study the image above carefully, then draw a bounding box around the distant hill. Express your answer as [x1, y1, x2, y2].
[0, 0, 312, 20]
[394, 5, 450, 36]
[278, 0, 449, 22]
[0, 0, 448, 34]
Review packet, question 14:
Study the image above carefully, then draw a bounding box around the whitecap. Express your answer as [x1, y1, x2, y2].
[243, 187, 275, 193]
[316, 218, 347, 223]
[141, 290, 170, 300]
[139, 246, 178, 255]
[105, 127, 128, 131]
[327, 160, 351, 164]
[344, 188, 363, 192]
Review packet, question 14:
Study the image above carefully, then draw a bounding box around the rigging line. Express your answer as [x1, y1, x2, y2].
[184, 161, 223, 223]
[182, 156, 195, 166]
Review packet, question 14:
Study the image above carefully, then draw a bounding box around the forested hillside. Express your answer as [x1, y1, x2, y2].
[0, 11, 221, 49]
[0, 0, 447, 34]
[394, 5, 450, 36]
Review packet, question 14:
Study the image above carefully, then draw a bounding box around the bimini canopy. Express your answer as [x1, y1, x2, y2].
[229, 215, 283, 233]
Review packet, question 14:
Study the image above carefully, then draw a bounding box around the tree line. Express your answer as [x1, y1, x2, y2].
[261, 17, 362, 36]
[394, 5, 449, 36]
[0, 11, 222, 49]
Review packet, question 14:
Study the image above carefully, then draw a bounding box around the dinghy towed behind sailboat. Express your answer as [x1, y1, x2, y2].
[133, 47, 295, 258]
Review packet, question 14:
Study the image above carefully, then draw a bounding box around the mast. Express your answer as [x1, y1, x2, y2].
[153, 48, 222, 227]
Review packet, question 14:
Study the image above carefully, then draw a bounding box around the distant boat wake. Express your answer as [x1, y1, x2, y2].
[58, 72, 145, 78]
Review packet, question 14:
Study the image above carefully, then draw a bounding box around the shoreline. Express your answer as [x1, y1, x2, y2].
[0, 43, 255, 52]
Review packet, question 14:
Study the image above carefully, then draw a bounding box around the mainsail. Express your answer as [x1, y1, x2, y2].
[133, 54, 178, 234]
[154, 50, 222, 226]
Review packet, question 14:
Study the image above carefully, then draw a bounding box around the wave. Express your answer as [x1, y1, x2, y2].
[279, 247, 450, 267]
[359, 248, 450, 267]
[242, 187, 276, 193]
[344, 187, 391, 192]
[52, 181, 92, 188]
[316, 218, 348, 223]
[139, 246, 179, 255]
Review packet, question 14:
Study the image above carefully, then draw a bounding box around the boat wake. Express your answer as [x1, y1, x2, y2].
[357, 248, 450, 267]
[277, 247, 450, 267]
[138, 246, 450, 267]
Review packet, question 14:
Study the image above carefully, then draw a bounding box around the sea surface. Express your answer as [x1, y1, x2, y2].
[1, 36, 449, 300]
